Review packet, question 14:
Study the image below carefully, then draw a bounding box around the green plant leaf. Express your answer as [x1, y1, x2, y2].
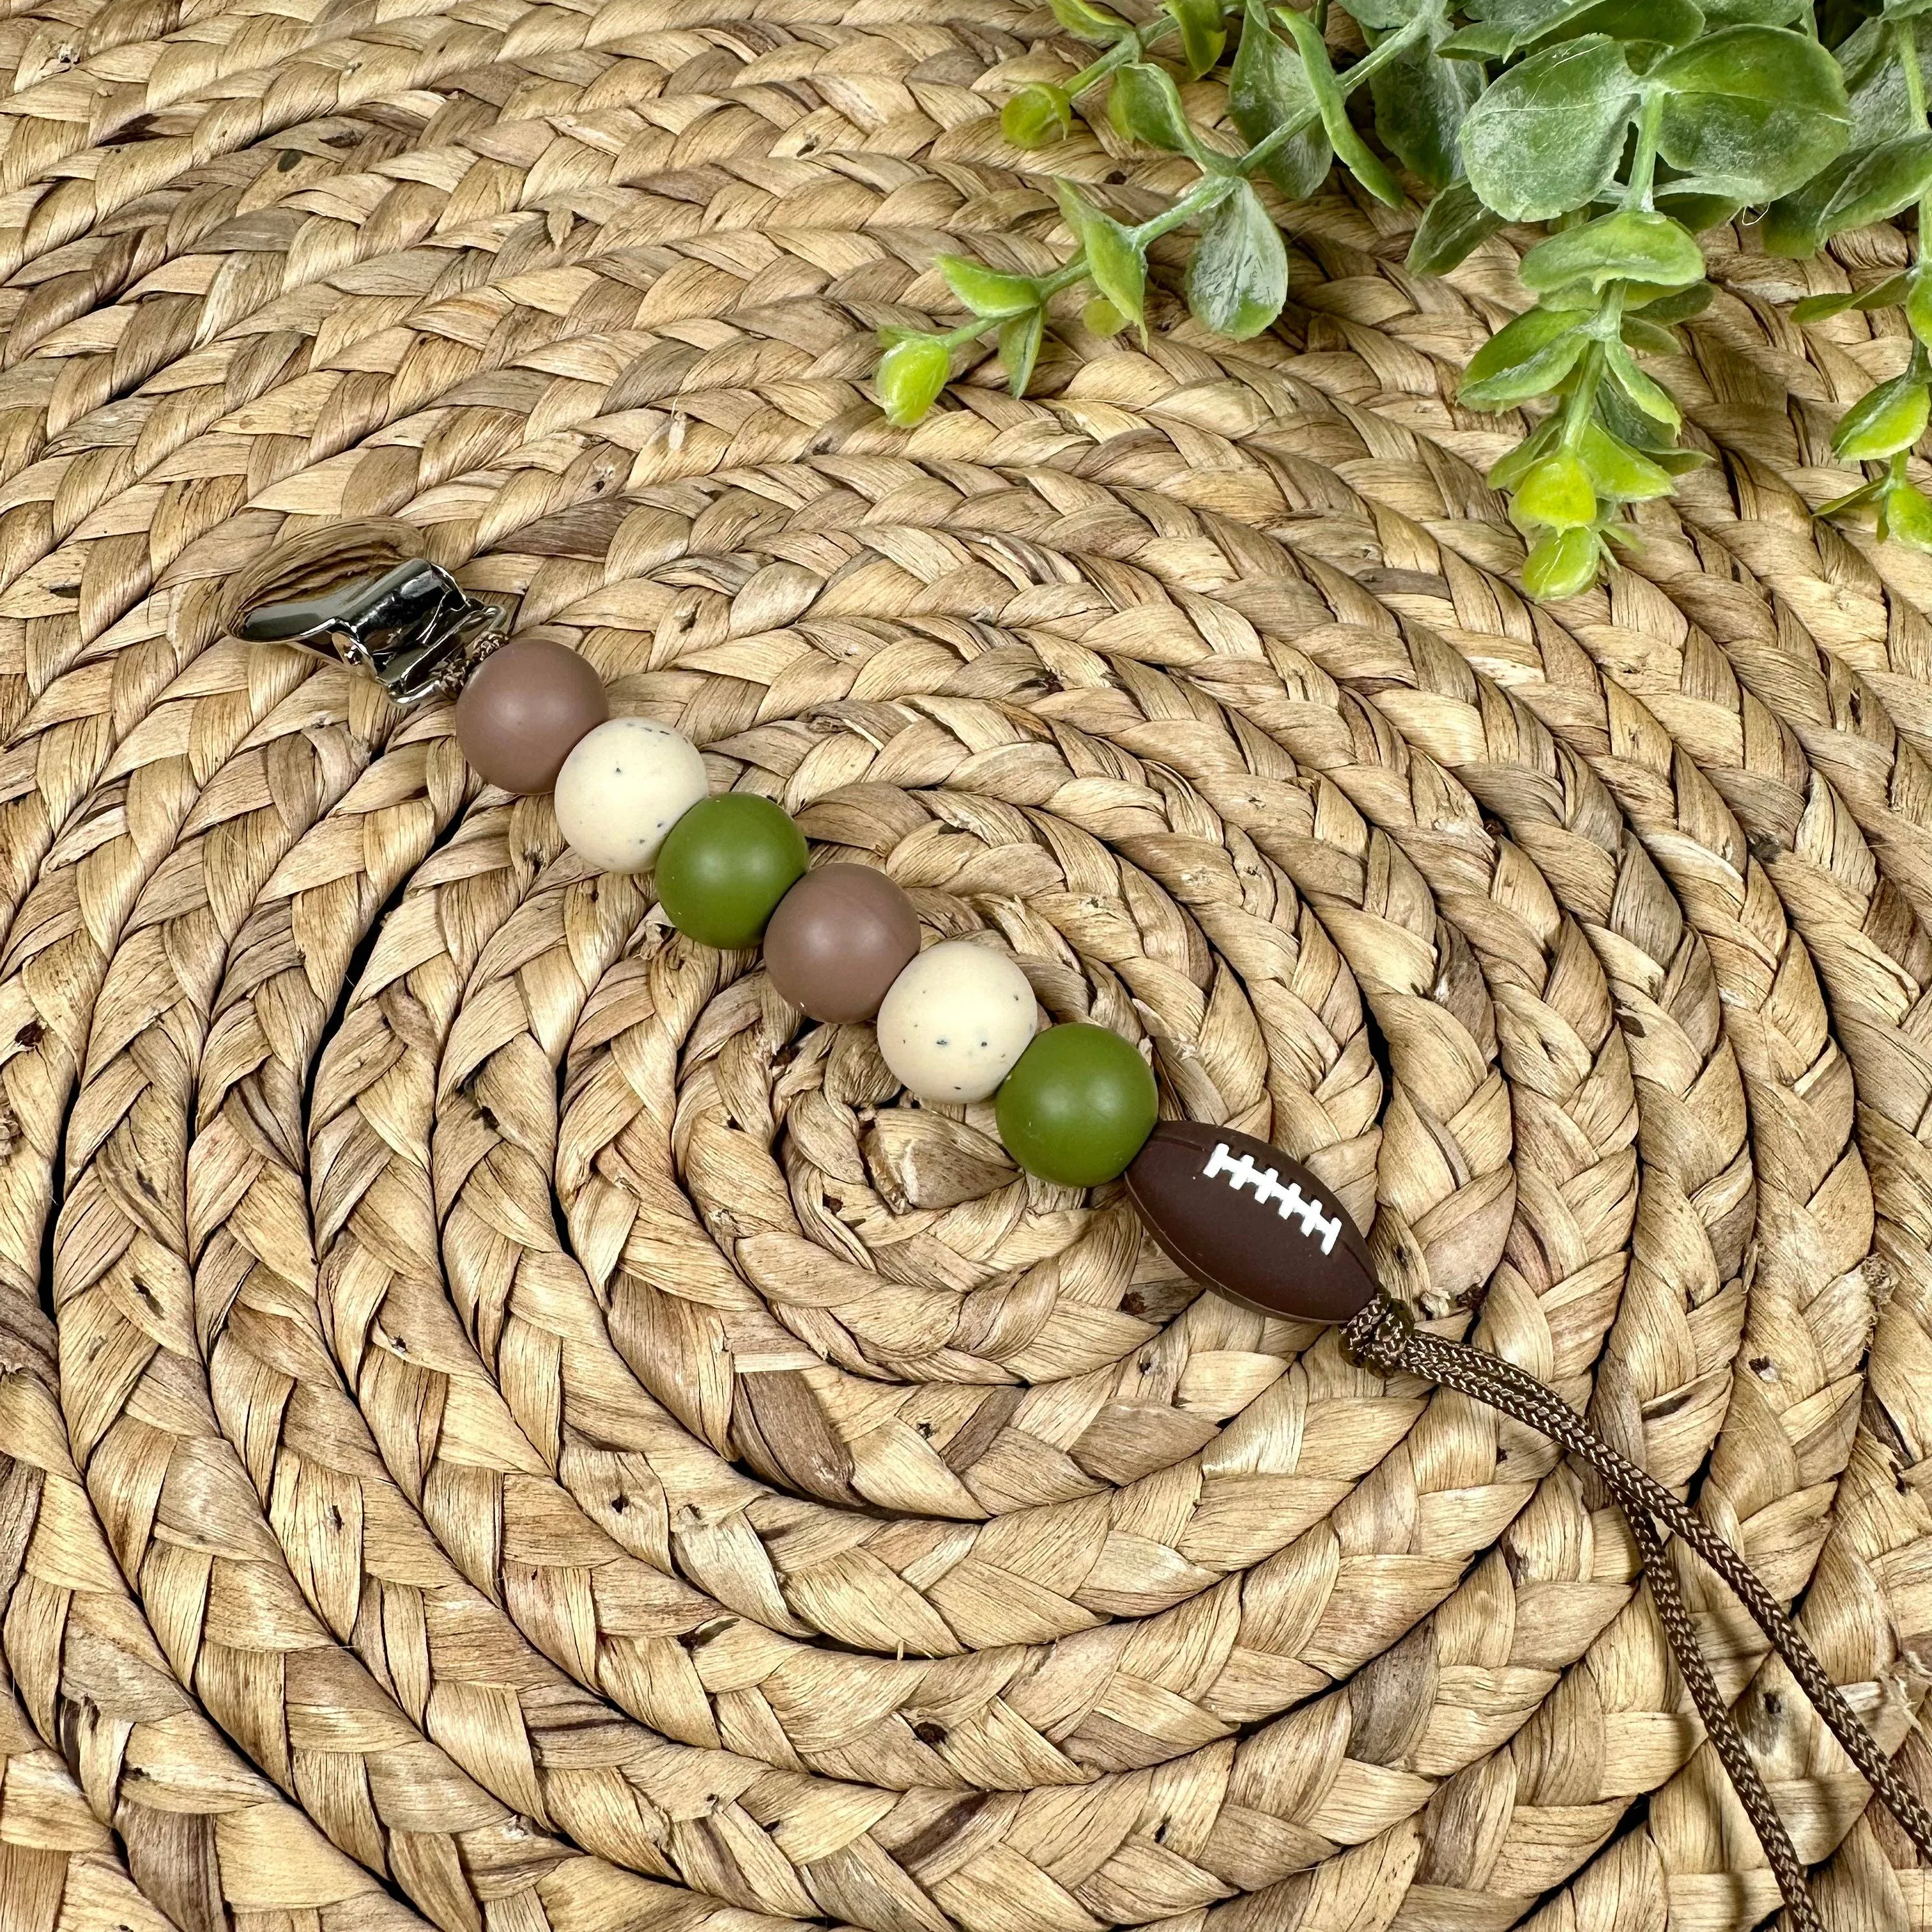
[1523, 525, 1603, 595]
[1791, 273, 1910, 321]
[1460, 305, 1591, 406]
[1270, 128, 1338, 205]
[1050, 0, 1134, 40]
[1651, 188, 1744, 232]
[1440, 21, 1520, 56]
[1908, 266, 1932, 346]
[1407, 178, 1507, 273]
[1604, 336, 1680, 424]
[938, 256, 1043, 318]
[1461, 0, 1573, 31]
[1629, 279, 1713, 321]
[1843, 21, 1922, 150]
[1620, 315, 1682, 355]
[1348, 0, 1439, 26]
[1370, 19, 1484, 190]
[1228, 0, 1333, 199]
[1084, 295, 1128, 335]
[1579, 420, 1676, 496]
[876, 335, 953, 426]
[1186, 180, 1289, 338]
[1554, 0, 1704, 43]
[1596, 378, 1705, 459]
[1109, 60, 1202, 155]
[1057, 180, 1149, 338]
[1882, 479, 1932, 548]
[1453, 0, 1586, 56]
[1165, 0, 1229, 75]
[1516, 452, 1598, 526]
[998, 310, 1045, 395]
[1814, 135, 1932, 247]
[1828, 17, 1917, 151]
[1759, 157, 1850, 254]
[1487, 411, 1565, 489]
[1765, 128, 1932, 257]
[1458, 37, 1641, 222]
[1832, 367, 1931, 459]
[1816, 473, 1886, 517]
[1520, 210, 1704, 294]
[1002, 83, 1075, 149]
[1651, 26, 1852, 203]
[1277, 6, 1404, 206]
[1088, 236, 1148, 339]
[1699, 0, 1805, 22]
[1447, 0, 1698, 59]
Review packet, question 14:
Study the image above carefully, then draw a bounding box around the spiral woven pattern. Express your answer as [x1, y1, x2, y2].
[0, 5, 1928, 1932]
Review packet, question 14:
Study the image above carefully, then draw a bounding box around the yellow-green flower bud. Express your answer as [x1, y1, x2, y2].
[876, 335, 951, 428]
[1002, 83, 1073, 148]
[1522, 526, 1600, 599]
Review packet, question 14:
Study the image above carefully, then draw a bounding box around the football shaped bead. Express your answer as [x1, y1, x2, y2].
[1124, 1121, 1377, 1323]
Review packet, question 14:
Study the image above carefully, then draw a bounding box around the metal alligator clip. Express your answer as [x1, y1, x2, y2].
[236, 560, 507, 705]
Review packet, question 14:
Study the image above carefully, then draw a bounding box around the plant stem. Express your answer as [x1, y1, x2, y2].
[1548, 82, 1666, 463]
[1625, 86, 1664, 213]
[1560, 344, 1603, 451]
[1064, 13, 1182, 102]
[1142, 1, 1434, 252]
[1900, 20, 1932, 261]
[1135, 176, 1235, 247]
[1236, 10, 1428, 177]
[1901, 15, 1926, 123]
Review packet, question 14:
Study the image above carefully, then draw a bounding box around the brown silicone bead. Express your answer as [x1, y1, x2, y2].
[764, 864, 921, 1023]
[455, 638, 609, 793]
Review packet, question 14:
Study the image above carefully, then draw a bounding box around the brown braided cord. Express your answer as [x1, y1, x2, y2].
[1628, 1508, 1823, 1932]
[1340, 1295, 1932, 1905]
[0, 5, 1924, 1932]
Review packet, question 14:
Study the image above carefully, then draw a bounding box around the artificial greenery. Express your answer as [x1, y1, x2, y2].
[873, 0, 1932, 595]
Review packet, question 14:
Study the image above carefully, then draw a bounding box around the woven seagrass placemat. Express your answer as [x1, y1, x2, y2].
[0, 5, 1928, 1932]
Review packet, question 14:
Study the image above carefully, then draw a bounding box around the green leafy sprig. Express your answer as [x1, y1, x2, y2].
[870, 0, 1929, 596]
[1451, 26, 1850, 590]
[876, 0, 1435, 427]
[1774, 8, 1932, 545]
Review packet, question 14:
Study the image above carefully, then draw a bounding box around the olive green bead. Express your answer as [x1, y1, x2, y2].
[656, 793, 808, 950]
[995, 1022, 1158, 1188]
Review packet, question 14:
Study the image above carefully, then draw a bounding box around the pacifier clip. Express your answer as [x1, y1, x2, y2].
[245, 559, 1932, 1932]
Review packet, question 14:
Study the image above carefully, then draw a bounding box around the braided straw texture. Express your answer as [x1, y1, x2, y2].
[0, 3, 1926, 1931]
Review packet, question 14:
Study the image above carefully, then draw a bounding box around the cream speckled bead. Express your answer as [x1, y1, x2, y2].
[555, 716, 708, 873]
[877, 941, 1038, 1103]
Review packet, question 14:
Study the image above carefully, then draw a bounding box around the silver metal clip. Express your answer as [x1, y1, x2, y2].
[236, 560, 507, 705]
